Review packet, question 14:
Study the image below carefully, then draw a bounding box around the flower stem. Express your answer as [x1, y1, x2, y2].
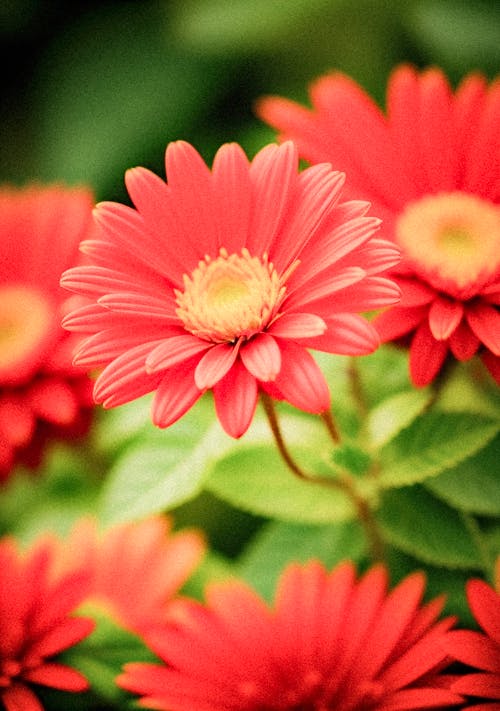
[320, 409, 341, 444]
[260, 391, 385, 562]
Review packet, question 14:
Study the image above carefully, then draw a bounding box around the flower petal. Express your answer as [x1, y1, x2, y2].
[152, 359, 203, 428]
[467, 579, 500, 645]
[93, 342, 164, 407]
[268, 313, 327, 340]
[213, 361, 258, 438]
[466, 303, 500, 355]
[2, 683, 45, 711]
[164, 141, 218, 259]
[374, 306, 428, 342]
[301, 314, 379, 355]
[211, 143, 251, 254]
[240, 334, 281, 382]
[271, 340, 330, 413]
[247, 141, 297, 256]
[409, 321, 449, 386]
[146, 336, 211, 374]
[428, 296, 464, 340]
[22, 663, 89, 692]
[194, 343, 240, 390]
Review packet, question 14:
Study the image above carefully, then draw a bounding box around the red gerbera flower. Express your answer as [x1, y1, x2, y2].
[0, 185, 96, 481]
[61, 141, 400, 437]
[257, 66, 500, 386]
[118, 560, 461, 711]
[0, 535, 94, 711]
[444, 574, 500, 710]
[51, 515, 205, 636]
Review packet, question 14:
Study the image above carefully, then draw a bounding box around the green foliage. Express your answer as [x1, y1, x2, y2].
[0, 444, 99, 542]
[377, 486, 483, 569]
[378, 411, 499, 487]
[238, 519, 366, 600]
[425, 434, 500, 516]
[207, 443, 355, 524]
[367, 389, 431, 448]
[98, 397, 230, 525]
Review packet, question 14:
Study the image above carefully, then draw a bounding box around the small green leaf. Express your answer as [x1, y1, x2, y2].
[367, 388, 431, 448]
[425, 434, 500, 516]
[379, 411, 499, 487]
[330, 442, 372, 476]
[377, 486, 482, 570]
[206, 444, 355, 524]
[238, 519, 365, 601]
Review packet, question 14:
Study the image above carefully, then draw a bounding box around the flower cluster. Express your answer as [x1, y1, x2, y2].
[0, 515, 204, 711]
[119, 560, 462, 711]
[0, 186, 96, 481]
[0, 535, 94, 711]
[61, 140, 400, 437]
[258, 66, 500, 386]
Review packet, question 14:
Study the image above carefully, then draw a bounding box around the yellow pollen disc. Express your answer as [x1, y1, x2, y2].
[175, 247, 294, 343]
[0, 285, 55, 383]
[396, 191, 500, 298]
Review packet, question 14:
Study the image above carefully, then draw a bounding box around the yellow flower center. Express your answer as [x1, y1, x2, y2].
[0, 285, 55, 383]
[176, 248, 295, 343]
[395, 191, 500, 298]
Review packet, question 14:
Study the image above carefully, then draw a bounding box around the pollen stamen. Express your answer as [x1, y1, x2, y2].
[176, 248, 296, 343]
[396, 191, 500, 299]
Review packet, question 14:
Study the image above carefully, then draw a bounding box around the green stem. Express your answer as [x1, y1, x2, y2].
[260, 391, 385, 562]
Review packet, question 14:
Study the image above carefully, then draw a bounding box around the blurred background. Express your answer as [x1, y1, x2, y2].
[2, 0, 500, 203]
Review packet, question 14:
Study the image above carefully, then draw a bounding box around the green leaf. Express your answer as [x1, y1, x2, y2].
[171, 0, 336, 54]
[238, 519, 365, 601]
[377, 486, 483, 570]
[367, 388, 432, 448]
[99, 416, 232, 526]
[425, 433, 500, 516]
[357, 345, 414, 407]
[378, 411, 499, 487]
[331, 442, 372, 476]
[98, 397, 296, 525]
[59, 606, 158, 706]
[206, 444, 355, 524]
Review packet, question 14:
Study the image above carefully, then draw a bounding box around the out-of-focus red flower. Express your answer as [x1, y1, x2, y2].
[0, 185, 96, 481]
[258, 66, 500, 386]
[0, 535, 94, 711]
[61, 140, 400, 437]
[444, 572, 500, 710]
[51, 515, 205, 636]
[118, 560, 461, 710]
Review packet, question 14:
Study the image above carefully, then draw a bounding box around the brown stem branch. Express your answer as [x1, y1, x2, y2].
[260, 391, 385, 562]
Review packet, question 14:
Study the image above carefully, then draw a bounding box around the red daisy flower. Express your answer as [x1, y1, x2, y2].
[0, 185, 96, 481]
[51, 515, 205, 636]
[61, 141, 400, 438]
[444, 574, 500, 710]
[118, 560, 461, 711]
[0, 535, 94, 711]
[257, 66, 500, 386]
